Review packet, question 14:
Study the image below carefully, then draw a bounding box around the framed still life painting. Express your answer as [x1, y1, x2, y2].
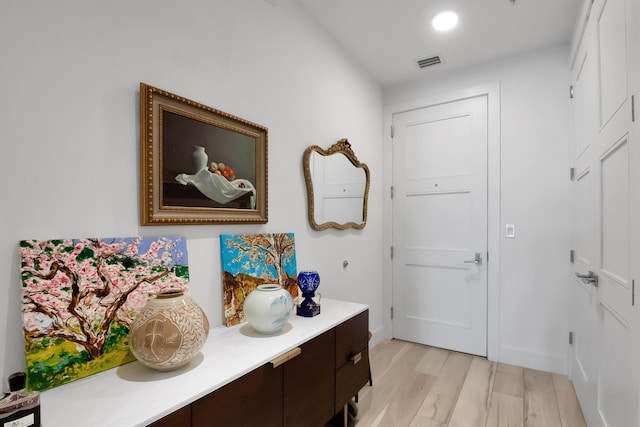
[220, 233, 298, 326]
[139, 83, 268, 225]
[19, 236, 189, 391]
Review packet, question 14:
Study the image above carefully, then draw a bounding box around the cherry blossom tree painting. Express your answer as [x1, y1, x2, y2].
[220, 233, 297, 326]
[19, 236, 189, 391]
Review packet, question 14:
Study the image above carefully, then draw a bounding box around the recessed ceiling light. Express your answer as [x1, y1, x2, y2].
[432, 11, 459, 32]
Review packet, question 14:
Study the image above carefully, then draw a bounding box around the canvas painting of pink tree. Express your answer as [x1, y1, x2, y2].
[19, 236, 189, 391]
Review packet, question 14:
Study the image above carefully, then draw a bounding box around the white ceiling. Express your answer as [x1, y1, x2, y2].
[295, 0, 585, 87]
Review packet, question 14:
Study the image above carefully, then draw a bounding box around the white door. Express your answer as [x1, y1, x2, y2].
[569, 38, 601, 426]
[391, 95, 488, 356]
[569, 0, 638, 425]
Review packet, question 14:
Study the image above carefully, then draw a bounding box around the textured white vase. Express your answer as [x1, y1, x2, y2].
[243, 284, 293, 334]
[129, 290, 210, 371]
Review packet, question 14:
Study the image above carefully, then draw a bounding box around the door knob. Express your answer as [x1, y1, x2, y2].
[575, 271, 598, 287]
[464, 252, 482, 265]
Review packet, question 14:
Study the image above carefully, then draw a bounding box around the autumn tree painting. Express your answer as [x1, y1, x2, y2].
[20, 236, 189, 391]
[220, 233, 297, 326]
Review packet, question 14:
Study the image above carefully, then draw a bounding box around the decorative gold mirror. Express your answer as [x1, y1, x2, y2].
[303, 138, 370, 230]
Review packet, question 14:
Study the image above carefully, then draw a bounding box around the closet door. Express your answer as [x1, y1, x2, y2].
[593, 0, 637, 425]
[569, 35, 600, 427]
[570, 0, 638, 425]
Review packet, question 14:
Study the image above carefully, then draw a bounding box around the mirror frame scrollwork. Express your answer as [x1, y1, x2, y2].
[303, 138, 370, 231]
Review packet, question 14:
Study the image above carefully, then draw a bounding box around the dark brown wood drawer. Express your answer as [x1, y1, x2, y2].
[284, 329, 335, 427]
[335, 346, 369, 409]
[147, 405, 191, 427]
[192, 362, 283, 427]
[335, 310, 369, 370]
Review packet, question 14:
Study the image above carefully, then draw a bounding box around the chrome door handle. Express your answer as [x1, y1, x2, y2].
[464, 252, 482, 265]
[575, 271, 598, 287]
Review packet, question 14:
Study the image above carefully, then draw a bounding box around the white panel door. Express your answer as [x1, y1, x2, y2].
[570, 0, 638, 425]
[392, 95, 488, 356]
[594, 0, 636, 424]
[569, 41, 602, 427]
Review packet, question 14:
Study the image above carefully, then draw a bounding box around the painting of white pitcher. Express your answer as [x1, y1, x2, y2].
[140, 82, 268, 225]
[176, 145, 256, 209]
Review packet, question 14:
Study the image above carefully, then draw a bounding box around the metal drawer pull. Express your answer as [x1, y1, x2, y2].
[270, 347, 302, 368]
[575, 271, 598, 287]
[351, 352, 362, 365]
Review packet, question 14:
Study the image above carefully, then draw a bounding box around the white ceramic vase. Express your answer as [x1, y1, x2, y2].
[192, 145, 208, 172]
[129, 290, 210, 371]
[243, 284, 293, 334]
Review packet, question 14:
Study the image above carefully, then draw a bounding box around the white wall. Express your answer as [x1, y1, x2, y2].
[383, 45, 572, 373]
[0, 0, 384, 384]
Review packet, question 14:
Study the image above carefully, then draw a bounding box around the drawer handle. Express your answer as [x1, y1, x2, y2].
[270, 347, 302, 368]
[351, 352, 362, 365]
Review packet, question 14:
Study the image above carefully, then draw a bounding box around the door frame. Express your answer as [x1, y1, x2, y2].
[382, 83, 501, 361]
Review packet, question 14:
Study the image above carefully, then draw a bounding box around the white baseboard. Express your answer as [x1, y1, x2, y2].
[367, 332, 567, 376]
[368, 326, 387, 350]
[498, 345, 567, 375]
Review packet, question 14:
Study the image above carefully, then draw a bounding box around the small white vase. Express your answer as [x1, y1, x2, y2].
[192, 145, 208, 173]
[243, 284, 293, 334]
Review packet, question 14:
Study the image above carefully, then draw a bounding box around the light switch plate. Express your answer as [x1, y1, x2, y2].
[506, 224, 516, 238]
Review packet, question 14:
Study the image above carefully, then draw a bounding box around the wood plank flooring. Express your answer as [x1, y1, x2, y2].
[354, 339, 586, 427]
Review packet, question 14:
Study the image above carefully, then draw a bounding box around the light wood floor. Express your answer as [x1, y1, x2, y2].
[354, 339, 587, 427]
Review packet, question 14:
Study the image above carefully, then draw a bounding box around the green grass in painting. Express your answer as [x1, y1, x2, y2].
[26, 327, 136, 391]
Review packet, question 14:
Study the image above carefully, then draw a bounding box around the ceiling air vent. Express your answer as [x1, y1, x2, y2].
[417, 55, 442, 69]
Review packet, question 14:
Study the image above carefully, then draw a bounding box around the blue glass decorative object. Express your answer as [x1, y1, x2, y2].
[297, 271, 321, 317]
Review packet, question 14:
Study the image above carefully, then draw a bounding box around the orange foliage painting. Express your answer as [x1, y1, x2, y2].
[220, 233, 297, 326]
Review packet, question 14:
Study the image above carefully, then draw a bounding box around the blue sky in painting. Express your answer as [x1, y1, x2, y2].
[220, 233, 297, 280]
[90, 236, 188, 267]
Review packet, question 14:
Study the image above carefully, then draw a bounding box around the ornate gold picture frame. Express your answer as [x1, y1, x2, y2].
[140, 83, 268, 225]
